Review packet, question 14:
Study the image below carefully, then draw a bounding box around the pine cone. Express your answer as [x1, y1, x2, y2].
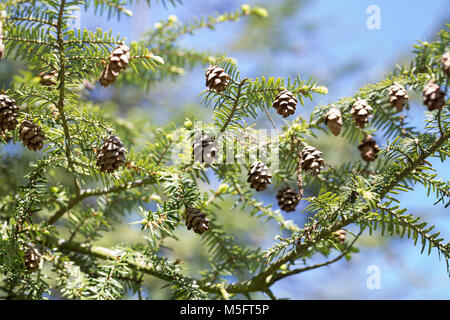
[358, 135, 379, 162]
[422, 81, 446, 111]
[247, 162, 272, 191]
[0, 94, 19, 132]
[19, 120, 45, 151]
[205, 65, 230, 92]
[333, 230, 346, 244]
[388, 82, 409, 112]
[272, 90, 298, 118]
[442, 52, 450, 77]
[99, 44, 131, 87]
[96, 135, 127, 173]
[192, 132, 217, 164]
[39, 70, 58, 87]
[350, 98, 373, 128]
[24, 247, 40, 272]
[324, 105, 343, 136]
[185, 207, 209, 234]
[301, 146, 324, 175]
[276, 187, 300, 212]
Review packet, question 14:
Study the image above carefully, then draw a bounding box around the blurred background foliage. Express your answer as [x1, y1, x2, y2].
[1, 0, 449, 299]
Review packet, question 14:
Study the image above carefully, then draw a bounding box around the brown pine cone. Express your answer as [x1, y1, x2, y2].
[247, 162, 272, 191]
[422, 81, 446, 111]
[192, 132, 217, 164]
[0, 94, 19, 132]
[358, 135, 379, 162]
[19, 120, 45, 151]
[388, 82, 409, 112]
[272, 90, 298, 118]
[324, 105, 343, 136]
[24, 247, 40, 272]
[301, 146, 324, 175]
[442, 52, 450, 77]
[350, 98, 373, 128]
[276, 187, 300, 212]
[39, 70, 58, 86]
[96, 135, 127, 173]
[99, 44, 131, 87]
[185, 207, 209, 234]
[205, 65, 230, 92]
[333, 229, 346, 244]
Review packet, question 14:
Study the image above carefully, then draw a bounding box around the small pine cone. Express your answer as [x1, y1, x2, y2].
[247, 162, 272, 191]
[358, 135, 379, 162]
[442, 52, 450, 77]
[185, 207, 209, 234]
[333, 230, 346, 244]
[276, 187, 300, 212]
[39, 70, 58, 86]
[350, 98, 373, 128]
[19, 120, 45, 151]
[301, 146, 324, 175]
[99, 44, 131, 87]
[24, 247, 40, 272]
[192, 132, 217, 164]
[422, 81, 446, 111]
[272, 90, 298, 118]
[205, 65, 230, 92]
[96, 135, 127, 173]
[388, 82, 409, 112]
[324, 105, 343, 136]
[0, 94, 20, 132]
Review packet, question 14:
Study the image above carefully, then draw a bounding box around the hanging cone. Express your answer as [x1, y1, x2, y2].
[388, 82, 409, 112]
[96, 135, 127, 173]
[422, 81, 445, 111]
[272, 90, 298, 118]
[185, 207, 209, 234]
[24, 247, 41, 272]
[350, 98, 373, 128]
[19, 120, 45, 151]
[205, 65, 230, 92]
[0, 94, 20, 132]
[442, 52, 450, 77]
[99, 44, 131, 87]
[192, 132, 218, 164]
[358, 135, 379, 162]
[324, 105, 343, 136]
[301, 146, 324, 175]
[276, 187, 300, 212]
[247, 162, 272, 191]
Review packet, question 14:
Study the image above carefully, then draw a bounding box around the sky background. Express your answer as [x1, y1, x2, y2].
[49, 0, 450, 299]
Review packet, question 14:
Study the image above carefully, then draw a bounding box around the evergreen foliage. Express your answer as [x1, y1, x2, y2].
[0, 1, 448, 299]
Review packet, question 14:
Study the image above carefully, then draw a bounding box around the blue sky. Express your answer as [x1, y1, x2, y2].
[76, 0, 450, 299]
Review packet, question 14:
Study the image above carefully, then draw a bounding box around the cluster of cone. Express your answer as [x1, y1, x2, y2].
[322, 52, 449, 163]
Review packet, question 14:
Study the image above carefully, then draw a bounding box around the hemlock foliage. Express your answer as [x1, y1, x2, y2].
[0, 1, 448, 300]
